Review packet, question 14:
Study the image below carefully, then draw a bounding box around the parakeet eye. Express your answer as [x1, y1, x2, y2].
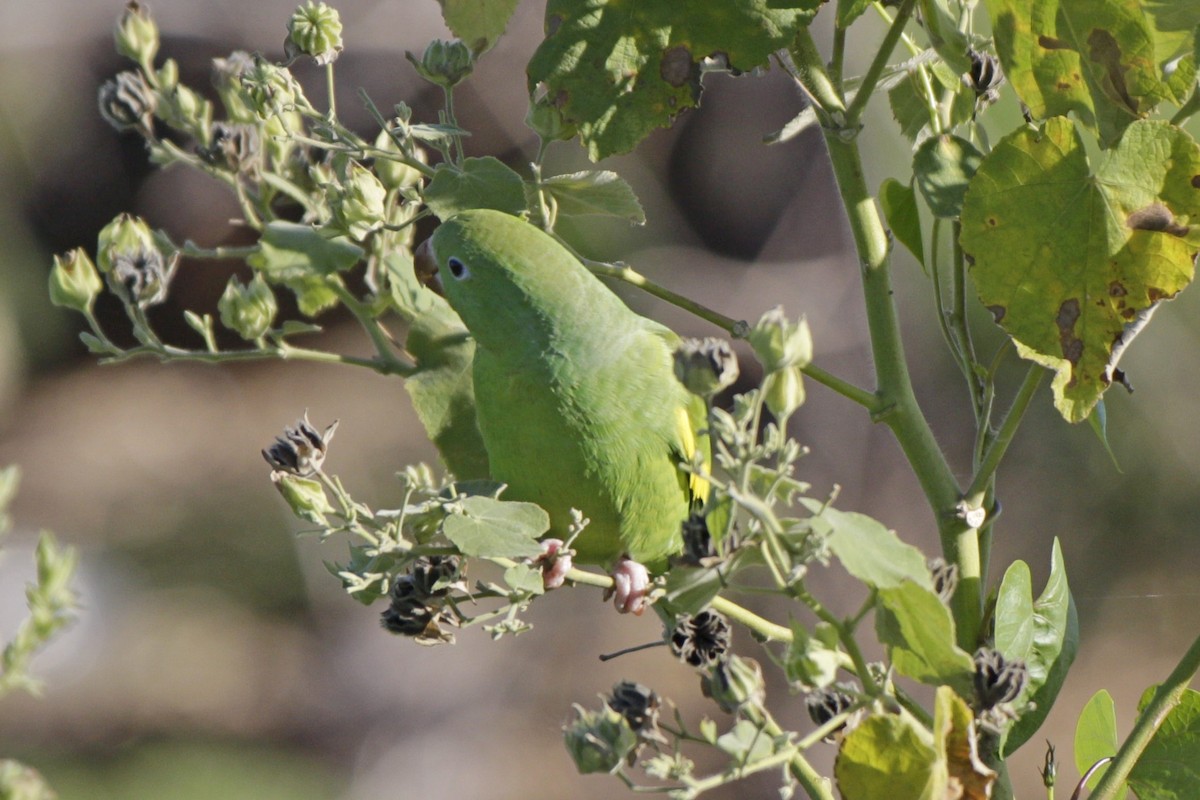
[447, 257, 469, 280]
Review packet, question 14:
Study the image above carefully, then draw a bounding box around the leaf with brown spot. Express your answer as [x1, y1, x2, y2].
[988, 0, 1173, 146]
[960, 117, 1200, 422]
[526, 0, 821, 161]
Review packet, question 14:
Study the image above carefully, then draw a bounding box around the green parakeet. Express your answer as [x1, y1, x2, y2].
[414, 209, 710, 605]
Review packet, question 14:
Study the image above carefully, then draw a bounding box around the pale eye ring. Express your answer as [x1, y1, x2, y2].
[447, 257, 468, 279]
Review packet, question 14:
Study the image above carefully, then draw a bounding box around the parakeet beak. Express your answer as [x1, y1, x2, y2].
[414, 238, 444, 296]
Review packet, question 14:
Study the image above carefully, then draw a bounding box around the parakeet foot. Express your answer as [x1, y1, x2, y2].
[534, 538, 572, 589]
[607, 556, 650, 615]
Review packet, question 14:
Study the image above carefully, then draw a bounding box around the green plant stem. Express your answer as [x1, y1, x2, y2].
[582, 259, 745, 333]
[823, 130, 978, 644]
[325, 63, 337, 120]
[1090, 630, 1200, 800]
[844, 0, 917, 126]
[964, 365, 1043, 504]
[101, 341, 410, 374]
[583, 258, 875, 408]
[789, 29, 980, 645]
[758, 711, 836, 800]
[327, 279, 415, 373]
[790, 29, 847, 117]
[509, 560, 794, 642]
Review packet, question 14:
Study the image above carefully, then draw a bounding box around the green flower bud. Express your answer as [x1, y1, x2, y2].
[701, 655, 765, 714]
[748, 306, 812, 373]
[49, 248, 103, 313]
[96, 213, 177, 308]
[328, 161, 386, 241]
[525, 90, 577, 142]
[673, 337, 739, 397]
[218, 273, 277, 339]
[373, 129, 425, 190]
[157, 77, 213, 138]
[406, 39, 474, 88]
[212, 51, 257, 122]
[98, 70, 156, 133]
[286, 1, 344, 66]
[96, 213, 155, 273]
[563, 704, 638, 774]
[115, 1, 159, 65]
[762, 365, 805, 419]
[239, 56, 298, 118]
[271, 472, 334, 525]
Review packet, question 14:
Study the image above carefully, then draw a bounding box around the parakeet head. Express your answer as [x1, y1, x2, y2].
[414, 209, 610, 351]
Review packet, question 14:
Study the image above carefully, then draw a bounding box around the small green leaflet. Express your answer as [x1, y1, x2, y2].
[248, 221, 363, 280]
[1074, 690, 1121, 794]
[875, 581, 975, 698]
[880, 177, 925, 267]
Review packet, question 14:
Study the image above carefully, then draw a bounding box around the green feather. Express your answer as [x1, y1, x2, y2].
[424, 209, 709, 568]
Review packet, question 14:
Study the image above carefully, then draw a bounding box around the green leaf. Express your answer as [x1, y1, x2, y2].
[403, 297, 491, 480]
[537, 170, 645, 223]
[527, 0, 821, 161]
[442, 495, 548, 558]
[1074, 690, 1121, 793]
[960, 117, 1200, 423]
[785, 620, 842, 689]
[423, 157, 527, 221]
[1144, 0, 1199, 104]
[806, 500, 932, 590]
[988, 0, 1174, 146]
[880, 177, 925, 267]
[437, 0, 520, 53]
[715, 719, 779, 763]
[918, 0, 972, 75]
[248, 221, 363, 280]
[285, 276, 340, 317]
[836, 0, 873, 28]
[997, 538, 1079, 754]
[876, 581, 975, 697]
[503, 563, 546, 595]
[1129, 687, 1200, 798]
[663, 565, 725, 616]
[913, 133, 983, 219]
[1088, 399, 1123, 471]
[834, 710, 939, 800]
[383, 250, 436, 319]
[886, 65, 975, 145]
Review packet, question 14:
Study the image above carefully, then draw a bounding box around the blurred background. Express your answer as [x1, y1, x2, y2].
[1, 1, 1199, 798]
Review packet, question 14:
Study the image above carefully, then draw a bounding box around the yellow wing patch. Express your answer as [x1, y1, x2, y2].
[675, 404, 710, 505]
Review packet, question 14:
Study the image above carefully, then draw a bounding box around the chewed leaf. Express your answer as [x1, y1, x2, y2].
[527, 0, 820, 161]
[960, 117, 1200, 423]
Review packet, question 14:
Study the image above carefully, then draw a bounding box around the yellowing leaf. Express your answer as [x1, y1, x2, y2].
[960, 117, 1200, 423]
